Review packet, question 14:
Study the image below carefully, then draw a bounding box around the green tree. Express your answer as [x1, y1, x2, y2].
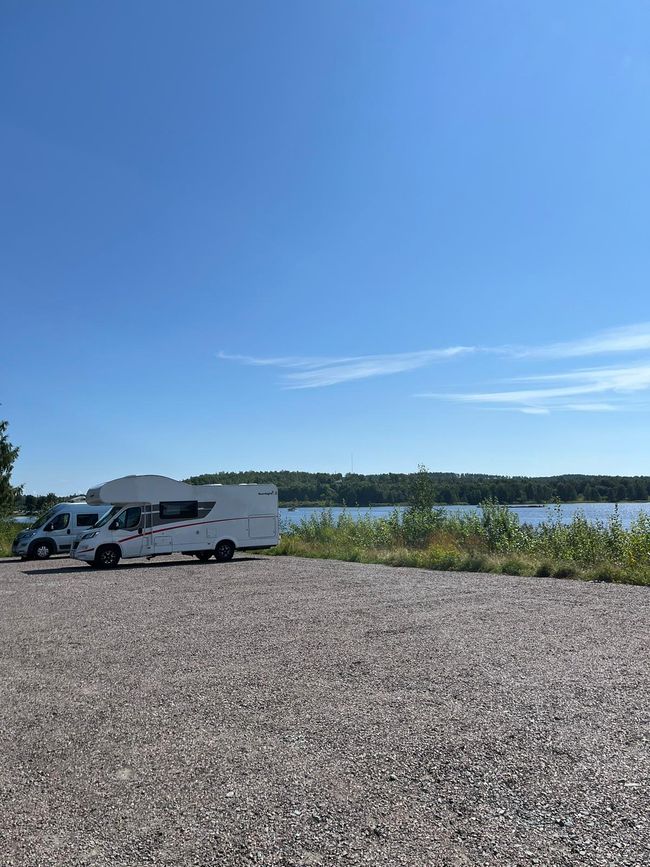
[439, 487, 454, 504]
[0, 420, 21, 517]
[409, 464, 436, 512]
[39, 493, 60, 514]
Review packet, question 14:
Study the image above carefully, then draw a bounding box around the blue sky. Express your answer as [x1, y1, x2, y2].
[2, 1, 650, 493]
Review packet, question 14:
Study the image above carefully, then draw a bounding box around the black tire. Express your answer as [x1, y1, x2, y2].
[196, 551, 213, 562]
[94, 545, 121, 569]
[214, 540, 235, 562]
[29, 540, 54, 561]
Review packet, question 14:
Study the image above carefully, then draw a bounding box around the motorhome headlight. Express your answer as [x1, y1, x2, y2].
[17, 530, 35, 540]
[81, 531, 99, 540]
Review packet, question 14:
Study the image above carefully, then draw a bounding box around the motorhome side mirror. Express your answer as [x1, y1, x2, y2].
[109, 520, 118, 531]
[45, 523, 54, 532]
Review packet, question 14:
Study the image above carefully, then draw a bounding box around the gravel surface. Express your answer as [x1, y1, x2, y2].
[0, 554, 648, 866]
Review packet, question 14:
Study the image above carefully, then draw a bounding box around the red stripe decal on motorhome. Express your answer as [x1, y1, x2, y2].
[117, 514, 277, 544]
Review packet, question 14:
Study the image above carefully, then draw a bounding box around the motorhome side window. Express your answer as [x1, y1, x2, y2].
[113, 507, 141, 530]
[159, 501, 198, 520]
[48, 513, 70, 531]
[76, 513, 99, 527]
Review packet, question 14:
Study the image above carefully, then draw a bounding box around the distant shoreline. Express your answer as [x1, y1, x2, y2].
[9, 498, 650, 517]
[277, 499, 650, 509]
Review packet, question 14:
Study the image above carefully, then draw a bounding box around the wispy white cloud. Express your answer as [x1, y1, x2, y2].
[421, 362, 650, 414]
[518, 323, 650, 359]
[218, 346, 476, 388]
[217, 351, 335, 368]
[564, 403, 618, 412]
[218, 322, 650, 395]
[513, 363, 650, 389]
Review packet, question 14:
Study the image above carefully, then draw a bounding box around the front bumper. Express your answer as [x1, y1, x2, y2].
[72, 546, 96, 561]
[12, 537, 30, 556]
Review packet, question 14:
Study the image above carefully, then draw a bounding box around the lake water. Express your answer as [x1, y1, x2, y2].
[10, 502, 650, 530]
[279, 503, 650, 530]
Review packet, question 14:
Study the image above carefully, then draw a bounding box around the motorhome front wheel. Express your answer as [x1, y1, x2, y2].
[29, 541, 54, 560]
[94, 545, 121, 569]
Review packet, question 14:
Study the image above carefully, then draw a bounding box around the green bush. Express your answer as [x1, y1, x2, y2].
[458, 553, 491, 573]
[479, 500, 528, 553]
[588, 565, 623, 584]
[500, 558, 527, 576]
[552, 564, 577, 580]
[424, 545, 460, 571]
[0, 521, 20, 558]
[268, 504, 650, 586]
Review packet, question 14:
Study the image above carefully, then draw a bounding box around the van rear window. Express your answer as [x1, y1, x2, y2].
[76, 513, 99, 527]
[159, 501, 198, 521]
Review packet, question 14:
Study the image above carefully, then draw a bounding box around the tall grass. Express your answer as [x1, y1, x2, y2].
[270, 502, 650, 586]
[0, 521, 21, 558]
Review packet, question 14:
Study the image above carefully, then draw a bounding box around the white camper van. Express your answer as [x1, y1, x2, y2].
[72, 475, 279, 568]
[12, 502, 110, 560]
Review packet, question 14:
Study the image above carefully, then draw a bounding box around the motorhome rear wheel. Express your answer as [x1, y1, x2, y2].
[215, 540, 235, 562]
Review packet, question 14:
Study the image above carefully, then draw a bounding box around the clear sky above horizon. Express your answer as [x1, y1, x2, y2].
[3, 1, 650, 494]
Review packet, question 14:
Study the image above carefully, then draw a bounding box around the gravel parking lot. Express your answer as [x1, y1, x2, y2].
[0, 554, 648, 866]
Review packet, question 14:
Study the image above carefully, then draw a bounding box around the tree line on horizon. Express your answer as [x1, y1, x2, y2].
[8, 472, 650, 516]
[185, 470, 650, 506]
[3, 411, 650, 516]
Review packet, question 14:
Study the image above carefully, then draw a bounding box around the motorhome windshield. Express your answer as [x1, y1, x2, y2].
[30, 509, 58, 530]
[94, 505, 123, 528]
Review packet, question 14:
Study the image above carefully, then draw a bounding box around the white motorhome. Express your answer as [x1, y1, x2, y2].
[72, 475, 279, 568]
[12, 502, 110, 560]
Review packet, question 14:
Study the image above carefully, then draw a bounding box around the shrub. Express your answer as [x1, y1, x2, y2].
[479, 500, 527, 553]
[500, 558, 527, 576]
[0, 520, 21, 558]
[459, 553, 491, 573]
[269, 502, 650, 586]
[552, 564, 577, 580]
[588, 565, 623, 583]
[401, 507, 444, 548]
[422, 544, 461, 571]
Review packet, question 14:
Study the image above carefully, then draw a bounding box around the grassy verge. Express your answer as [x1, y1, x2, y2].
[267, 504, 650, 587]
[0, 521, 21, 558]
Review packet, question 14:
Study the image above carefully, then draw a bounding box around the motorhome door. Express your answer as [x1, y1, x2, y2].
[112, 506, 145, 558]
[44, 510, 73, 553]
